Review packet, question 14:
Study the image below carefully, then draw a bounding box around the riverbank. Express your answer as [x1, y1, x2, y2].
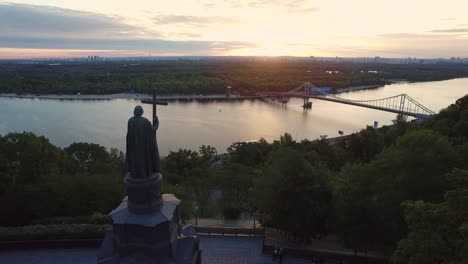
[0, 84, 383, 101]
[5, 76, 468, 101]
[0, 93, 259, 101]
[335, 84, 383, 93]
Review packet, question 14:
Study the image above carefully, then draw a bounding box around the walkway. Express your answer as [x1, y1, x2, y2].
[0, 236, 315, 264]
[201, 236, 312, 264]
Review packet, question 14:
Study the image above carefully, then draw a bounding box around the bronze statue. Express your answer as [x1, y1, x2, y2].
[126, 105, 160, 178]
[98, 95, 201, 264]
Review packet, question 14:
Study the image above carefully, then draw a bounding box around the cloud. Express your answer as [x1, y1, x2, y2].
[0, 3, 255, 55]
[172, 32, 203, 38]
[248, 0, 296, 8]
[0, 3, 157, 38]
[430, 28, 468, 33]
[246, 0, 319, 13]
[378, 33, 468, 40]
[379, 33, 453, 38]
[304, 33, 468, 58]
[201, 0, 319, 13]
[373, 33, 468, 57]
[153, 15, 239, 26]
[201, 1, 217, 8]
[281, 0, 311, 9]
[295, 7, 320, 13]
[0, 36, 256, 54]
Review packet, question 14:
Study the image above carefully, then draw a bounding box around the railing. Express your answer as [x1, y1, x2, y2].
[319, 93, 436, 117]
[263, 238, 389, 264]
[195, 226, 265, 236]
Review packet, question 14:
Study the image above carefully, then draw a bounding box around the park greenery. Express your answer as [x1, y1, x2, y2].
[1, 60, 468, 95]
[0, 94, 467, 263]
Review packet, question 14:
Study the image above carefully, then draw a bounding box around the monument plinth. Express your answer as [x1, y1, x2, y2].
[97, 95, 201, 264]
[98, 187, 201, 264]
[124, 173, 163, 214]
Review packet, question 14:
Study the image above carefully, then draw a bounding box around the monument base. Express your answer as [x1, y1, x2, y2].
[97, 193, 201, 264]
[124, 173, 163, 214]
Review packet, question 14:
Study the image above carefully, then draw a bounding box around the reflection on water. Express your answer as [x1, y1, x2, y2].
[0, 78, 467, 155]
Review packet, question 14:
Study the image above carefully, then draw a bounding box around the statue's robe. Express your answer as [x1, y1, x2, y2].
[126, 114, 159, 178]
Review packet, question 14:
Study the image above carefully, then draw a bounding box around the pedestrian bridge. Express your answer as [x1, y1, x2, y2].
[257, 82, 436, 119]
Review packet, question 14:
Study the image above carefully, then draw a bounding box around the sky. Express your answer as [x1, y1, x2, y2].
[0, 0, 468, 59]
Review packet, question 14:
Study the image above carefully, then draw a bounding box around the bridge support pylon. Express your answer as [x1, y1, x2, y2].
[303, 98, 312, 109]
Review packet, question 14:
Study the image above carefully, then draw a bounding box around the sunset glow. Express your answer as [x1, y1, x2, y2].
[1, 0, 468, 58]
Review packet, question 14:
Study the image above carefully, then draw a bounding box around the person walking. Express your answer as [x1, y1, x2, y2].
[278, 247, 284, 264]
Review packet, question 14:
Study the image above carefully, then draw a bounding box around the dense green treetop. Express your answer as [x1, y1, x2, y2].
[392, 169, 468, 264]
[0, 94, 467, 261]
[1, 60, 468, 95]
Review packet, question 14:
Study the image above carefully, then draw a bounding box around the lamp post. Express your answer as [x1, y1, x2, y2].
[192, 201, 199, 227]
[253, 214, 256, 230]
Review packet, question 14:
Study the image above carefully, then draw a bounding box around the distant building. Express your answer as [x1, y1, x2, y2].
[87, 55, 101, 62]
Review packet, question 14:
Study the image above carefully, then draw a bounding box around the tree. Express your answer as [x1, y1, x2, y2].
[334, 129, 457, 252]
[254, 147, 332, 240]
[0, 132, 60, 186]
[217, 162, 255, 219]
[108, 147, 126, 172]
[198, 145, 217, 165]
[374, 129, 456, 248]
[392, 114, 408, 125]
[453, 109, 468, 140]
[163, 149, 201, 184]
[373, 129, 456, 203]
[333, 163, 380, 254]
[300, 137, 352, 171]
[227, 138, 271, 166]
[0, 135, 9, 194]
[64, 142, 110, 174]
[278, 133, 295, 146]
[426, 95, 468, 141]
[346, 126, 385, 162]
[181, 166, 215, 217]
[392, 170, 468, 264]
[392, 200, 455, 264]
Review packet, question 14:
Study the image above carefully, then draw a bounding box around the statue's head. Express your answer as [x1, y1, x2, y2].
[134, 105, 144, 116]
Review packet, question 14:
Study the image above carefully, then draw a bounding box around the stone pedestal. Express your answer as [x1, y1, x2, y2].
[97, 173, 201, 264]
[124, 173, 163, 214]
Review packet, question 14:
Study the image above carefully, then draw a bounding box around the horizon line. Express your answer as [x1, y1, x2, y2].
[1, 55, 467, 61]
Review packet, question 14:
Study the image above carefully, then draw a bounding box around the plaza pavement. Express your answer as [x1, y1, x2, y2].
[0, 236, 315, 264]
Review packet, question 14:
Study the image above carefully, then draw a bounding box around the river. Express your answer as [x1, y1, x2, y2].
[0, 78, 467, 155]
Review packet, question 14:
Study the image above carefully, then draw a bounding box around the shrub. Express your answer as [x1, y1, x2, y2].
[0, 224, 108, 241]
[32, 213, 109, 225]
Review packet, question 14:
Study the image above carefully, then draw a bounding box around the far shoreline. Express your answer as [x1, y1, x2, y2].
[3, 77, 465, 102]
[0, 93, 259, 101]
[0, 84, 388, 101]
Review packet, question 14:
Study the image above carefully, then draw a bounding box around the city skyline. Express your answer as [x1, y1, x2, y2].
[1, 0, 468, 59]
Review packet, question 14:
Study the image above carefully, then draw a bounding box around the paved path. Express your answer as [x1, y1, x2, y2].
[0, 236, 313, 264]
[201, 236, 312, 264]
[0, 248, 97, 264]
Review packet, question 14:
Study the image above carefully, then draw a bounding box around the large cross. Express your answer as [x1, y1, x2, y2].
[141, 89, 168, 125]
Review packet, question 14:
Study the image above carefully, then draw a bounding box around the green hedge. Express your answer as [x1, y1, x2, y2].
[31, 212, 109, 225]
[0, 224, 109, 241]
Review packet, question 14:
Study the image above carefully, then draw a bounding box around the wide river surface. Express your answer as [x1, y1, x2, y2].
[1, 78, 467, 155]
